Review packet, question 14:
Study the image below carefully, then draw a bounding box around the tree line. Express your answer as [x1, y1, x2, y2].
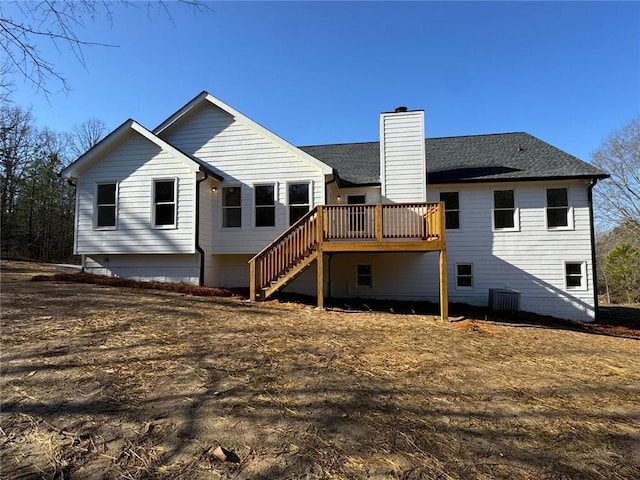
[0, 104, 105, 262]
[592, 117, 640, 305]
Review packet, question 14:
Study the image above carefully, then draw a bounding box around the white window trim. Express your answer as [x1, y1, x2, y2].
[355, 263, 373, 288]
[252, 182, 278, 230]
[286, 180, 314, 226]
[93, 181, 118, 230]
[219, 184, 243, 230]
[564, 261, 587, 291]
[546, 186, 574, 231]
[440, 190, 462, 231]
[455, 262, 474, 290]
[151, 178, 178, 229]
[492, 188, 520, 232]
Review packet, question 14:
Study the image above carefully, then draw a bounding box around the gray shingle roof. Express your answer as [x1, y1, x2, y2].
[299, 132, 608, 186]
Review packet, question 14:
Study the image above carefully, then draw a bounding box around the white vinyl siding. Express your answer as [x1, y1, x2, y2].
[84, 254, 199, 284]
[380, 110, 426, 203]
[160, 103, 325, 254]
[75, 132, 196, 254]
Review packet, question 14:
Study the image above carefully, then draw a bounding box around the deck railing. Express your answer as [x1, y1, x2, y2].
[249, 202, 444, 300]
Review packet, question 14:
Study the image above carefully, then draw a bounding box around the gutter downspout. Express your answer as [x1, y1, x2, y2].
[588, 178, 599, 320]
[195, 170, 209, 286]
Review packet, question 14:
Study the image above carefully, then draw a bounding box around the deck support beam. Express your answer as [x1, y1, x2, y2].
[316, 251, 324, 309]
[439, 249, 448, 321]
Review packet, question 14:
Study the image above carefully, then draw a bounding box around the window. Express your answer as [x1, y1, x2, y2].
[456, 263, 473, 288]
[493, 189, 516, 230]
[95, 183, 117, 228]
[255, 184, 275, 227]
[222, 186, 242, 228]
[153, 179, 176, 227]
[565, 262, 586, 289]
[288, 183, 310, 225]
[347, 194, 366, 232]
[440, 192, 460, 230]
[356, 264, 372, 287]
[547, 188, 570, 228]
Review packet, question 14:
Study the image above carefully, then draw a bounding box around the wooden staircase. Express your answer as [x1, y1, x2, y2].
[248, 202, 449, 320]
[249, 208, 321, 301]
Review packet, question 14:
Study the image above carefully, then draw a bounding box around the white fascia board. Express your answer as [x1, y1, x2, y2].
[154, 91, 334, 176]
[60, 119, 202, 179]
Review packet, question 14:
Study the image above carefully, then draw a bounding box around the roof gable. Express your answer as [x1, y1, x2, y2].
[61, 119, 223, 181]
[153, 91, 333, 176]
[300, 132, 608, 186]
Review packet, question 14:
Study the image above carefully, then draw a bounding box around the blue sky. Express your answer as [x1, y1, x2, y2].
[5, 1, 640, 163]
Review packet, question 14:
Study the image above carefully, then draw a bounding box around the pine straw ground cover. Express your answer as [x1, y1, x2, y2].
[1, 261, 639, 479]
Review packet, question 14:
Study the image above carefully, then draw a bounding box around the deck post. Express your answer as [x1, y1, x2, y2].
[375, 203, 383, 241]
[438, 201, 448, 321]
[317, 250, 324, 308]
[249, 259, 257, 301]
[439, 249, 448, 321]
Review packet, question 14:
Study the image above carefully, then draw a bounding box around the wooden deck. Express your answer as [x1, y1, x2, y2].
[249, 202, 448, 320]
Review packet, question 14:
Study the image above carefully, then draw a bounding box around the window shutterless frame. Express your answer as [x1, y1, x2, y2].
[221, 185, 242, 229]
[94, 182, 118, 229]
[492, 189, 519, 231]
[253, 183, 277, 228]
[564, 261, 587, 290]
[152, 178, 177, 228]
[355, 263, 373, 288]
[440, 191, 460, 230]
[287, 181, 312, 226]
[546, 187, 573, 230]
[455, 263, 473, 289]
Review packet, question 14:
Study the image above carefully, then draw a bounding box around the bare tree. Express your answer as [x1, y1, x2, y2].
[69, 117, 106, 157]
[592, 116, 640, 236]
[0, 1, 208, 96]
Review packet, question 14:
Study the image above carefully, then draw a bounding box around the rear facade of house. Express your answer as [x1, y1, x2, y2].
[61, 92, 608, 322]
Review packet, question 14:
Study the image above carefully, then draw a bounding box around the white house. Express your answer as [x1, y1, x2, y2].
[61, 92, 608, 322]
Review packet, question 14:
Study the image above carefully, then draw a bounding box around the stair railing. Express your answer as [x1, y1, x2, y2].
[249, 207, 319, 300]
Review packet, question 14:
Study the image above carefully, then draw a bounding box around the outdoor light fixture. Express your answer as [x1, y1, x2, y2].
[211, 186, 217, 192]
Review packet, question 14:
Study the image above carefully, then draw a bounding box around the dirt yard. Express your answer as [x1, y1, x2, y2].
[1, 261, 639, 479]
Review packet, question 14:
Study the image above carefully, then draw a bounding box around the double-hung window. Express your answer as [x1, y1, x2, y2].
[440, 191, 460, 230]
[255, 184, 275, 228]
[288, 183, 310, 226]
[356, 264, 372, 287]
[547, 188, 570, 228]
[153, 179, 176, 227]
[95, 183, 117, 229]
[456, 263, 473, 288]
[222, 186, 242, 228]
[493, 189, 517, 230]
[565, 262, 586, 289]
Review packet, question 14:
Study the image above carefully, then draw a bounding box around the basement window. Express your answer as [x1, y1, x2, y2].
[565, 262, 586, 290]
[356, 264, 373, 288]
[456, 263, 473, 289]
[95, 183, 117, 229]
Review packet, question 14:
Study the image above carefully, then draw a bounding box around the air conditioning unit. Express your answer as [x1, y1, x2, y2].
[489, 288, 521, 312]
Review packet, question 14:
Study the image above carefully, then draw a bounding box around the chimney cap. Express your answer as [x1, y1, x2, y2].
[395, 106, 408, 113]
